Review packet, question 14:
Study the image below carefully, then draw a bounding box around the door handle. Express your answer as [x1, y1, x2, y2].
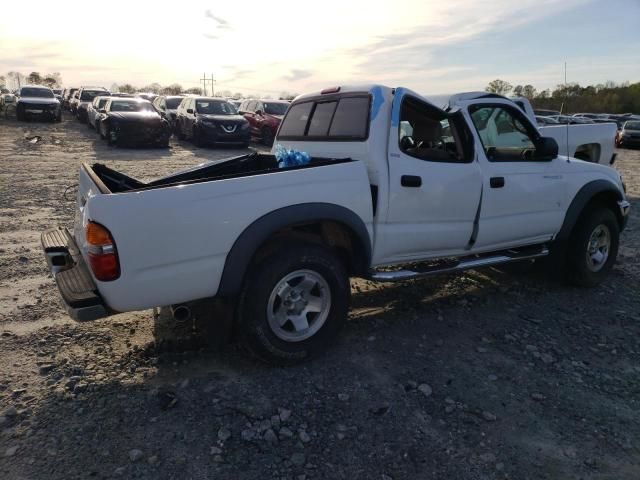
[490, 177, 505, 188]
[401, 175, 422, 187]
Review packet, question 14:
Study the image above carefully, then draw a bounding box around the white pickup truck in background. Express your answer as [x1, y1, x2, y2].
[427, 93, 618, 165]
[511, 96, 617, 165]
[42, 84, 629, 364]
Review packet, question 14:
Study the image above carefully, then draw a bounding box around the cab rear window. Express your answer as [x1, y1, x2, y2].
[278, 95, 370, 141]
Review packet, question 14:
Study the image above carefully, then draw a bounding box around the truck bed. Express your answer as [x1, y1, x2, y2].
[89, 152, 352, 194]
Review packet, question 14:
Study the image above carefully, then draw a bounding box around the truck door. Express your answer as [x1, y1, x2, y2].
[376, 88, 483, 263]
[464, 101, 565, 249]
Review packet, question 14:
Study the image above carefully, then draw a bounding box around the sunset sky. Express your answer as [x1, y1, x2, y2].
[1, 0, 638, 96]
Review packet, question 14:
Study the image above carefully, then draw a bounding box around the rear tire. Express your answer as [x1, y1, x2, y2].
[16, 104, 25, 121]
[566, 207, 619, 287]
[237, 243, 350, 365]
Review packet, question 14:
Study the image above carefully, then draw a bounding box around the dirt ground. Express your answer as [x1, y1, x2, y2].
[0, 113, 639, 480]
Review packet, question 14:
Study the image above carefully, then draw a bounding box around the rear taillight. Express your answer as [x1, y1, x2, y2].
[86, 222, 120, 281]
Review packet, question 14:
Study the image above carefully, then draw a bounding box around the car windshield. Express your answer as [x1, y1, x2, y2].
[263, 102, 288, 115]
[110, 101, 154, 112]
[196, 100, 236, 115]
[625, 121, 640, 130]
[81, 90, 109, 101]
[21, 88, 54, 98]
[166, 97, 183, 109]
[97, 98, 109, 108]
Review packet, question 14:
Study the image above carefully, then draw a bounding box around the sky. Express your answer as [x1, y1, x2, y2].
[1, 0, 639, 96]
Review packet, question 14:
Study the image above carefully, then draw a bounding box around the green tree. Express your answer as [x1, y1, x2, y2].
[185, 87, 203, 95]
[142, 83, 162, 93]
[522, 85, 537, 99]
[119, 84, 136, 94]
[485, 79, 513, 95]
[161, 83, 183, 95]
[512, 85, 524, 97]
[27, 72, 42, 85]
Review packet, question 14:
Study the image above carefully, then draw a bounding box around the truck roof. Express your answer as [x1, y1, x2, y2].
[293, 85, 393, 103]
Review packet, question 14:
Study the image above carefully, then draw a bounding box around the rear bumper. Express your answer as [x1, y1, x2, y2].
[41, 227, 111, 321]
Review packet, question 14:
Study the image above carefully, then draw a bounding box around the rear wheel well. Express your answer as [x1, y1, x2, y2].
[251, 221, 368, 276]
[573, 143, 600, 163]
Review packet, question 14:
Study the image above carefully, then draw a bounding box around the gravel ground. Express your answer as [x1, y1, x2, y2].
[0, 113, 639, 480]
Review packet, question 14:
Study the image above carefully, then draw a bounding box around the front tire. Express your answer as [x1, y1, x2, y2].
[237, 243, 350, 365]
[261, 126, 274, 146]
[566, 207, 619, 287]
[16, 104, 25, 121]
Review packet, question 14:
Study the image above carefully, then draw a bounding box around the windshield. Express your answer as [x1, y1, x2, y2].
[20, 87, 54, 98]
[110, 101, 155, 112]
[263, 102, 288, 115]
[196, 100, 236, 115]
[625, 121, 640, 130]
[97, 98, 109, 108]
[81, 90, 109, 101]
[166, 97, 183, 109]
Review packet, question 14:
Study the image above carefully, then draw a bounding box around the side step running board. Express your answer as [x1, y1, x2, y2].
[369, 246, 549, 282]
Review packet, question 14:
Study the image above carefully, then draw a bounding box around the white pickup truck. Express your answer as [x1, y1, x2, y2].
[42, 84, 630, 364]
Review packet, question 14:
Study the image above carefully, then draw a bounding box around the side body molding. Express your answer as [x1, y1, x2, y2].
[217, 203, 372, 296]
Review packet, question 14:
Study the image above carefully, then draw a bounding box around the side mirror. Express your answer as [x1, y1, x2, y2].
[186, 108, 194, 114]
[535, 136, 558, 160]
[255, 109, 263, 116]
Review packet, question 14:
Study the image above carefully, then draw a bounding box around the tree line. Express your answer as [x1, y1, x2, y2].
[485, 78, 640, 114]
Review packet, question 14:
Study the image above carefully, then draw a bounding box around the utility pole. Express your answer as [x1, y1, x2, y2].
[211, 73, 216, 97]
[200, 72, 208, 96]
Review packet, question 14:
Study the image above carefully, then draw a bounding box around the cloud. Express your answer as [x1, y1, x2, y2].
[283, 69, 313, 81]
[204, 9, 231, 31]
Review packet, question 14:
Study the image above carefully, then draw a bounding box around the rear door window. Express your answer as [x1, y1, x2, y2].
[328, 97, 369, 138]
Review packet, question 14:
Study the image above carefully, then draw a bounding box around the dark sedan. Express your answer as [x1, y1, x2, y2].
[616, 121, 640, 148]
[175, 97, 250, 147]
[98, 98, 171, 148]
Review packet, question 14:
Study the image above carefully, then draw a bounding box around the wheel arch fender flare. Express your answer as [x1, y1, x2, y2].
[555, 179, 624, 245]
[217, 203, 372, 297]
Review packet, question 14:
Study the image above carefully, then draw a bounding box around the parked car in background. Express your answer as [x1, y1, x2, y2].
[76, 87, 110, 122]
[239, 99, 290, 145]
[110, 93, 136, 98]
[87, 95, 111, 130]
[228, 99, 242, 109]
[152, 95, 184, 126]
[536, 115, 559, 125]
[175, 97, 250, 147]
[53, 88, 63, 102]
[533, 108, 560, 117]
[69, 90, 81, 115]
[15, 85, 61, 122]
[62, 88, 78, 110]
[615, 120, 640, 148]
[547, 115, 594, 124]
[136, 92, 158, 102]
[97, 97, 171, 147]
[1, 93, 16, 118]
